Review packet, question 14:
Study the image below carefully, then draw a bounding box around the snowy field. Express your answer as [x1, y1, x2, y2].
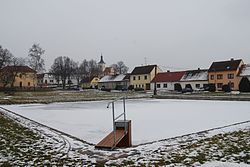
[2, 99, 250, 145]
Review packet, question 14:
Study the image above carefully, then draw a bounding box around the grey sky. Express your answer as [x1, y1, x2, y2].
[1, 0, 250, 72]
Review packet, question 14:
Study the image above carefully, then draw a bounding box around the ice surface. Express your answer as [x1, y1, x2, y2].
[2, 99, 250, 145]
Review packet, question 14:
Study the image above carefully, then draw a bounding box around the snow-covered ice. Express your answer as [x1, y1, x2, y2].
[2, 99, 250, 145]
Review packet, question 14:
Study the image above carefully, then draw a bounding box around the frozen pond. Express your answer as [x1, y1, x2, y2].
[2, 99, 250, 145]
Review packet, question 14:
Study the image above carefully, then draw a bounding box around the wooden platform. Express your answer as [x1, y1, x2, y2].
[95, 129, 126, 149]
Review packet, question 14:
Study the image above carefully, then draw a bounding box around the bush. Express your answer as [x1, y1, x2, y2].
[134, 88, 144, 91]
[239, 77, 250, 92]
[128, 85, 134, 90]
[207, 84, 216, 92]
[222, 84, 231, 92]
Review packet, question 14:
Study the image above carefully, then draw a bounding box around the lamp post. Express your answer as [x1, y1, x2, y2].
[154, 65, 157, 96]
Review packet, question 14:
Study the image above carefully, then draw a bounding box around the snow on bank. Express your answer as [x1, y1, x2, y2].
[2, 99, 250, 145]
[201, 161, 250, 167]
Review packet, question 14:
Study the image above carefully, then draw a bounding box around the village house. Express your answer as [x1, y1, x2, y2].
[130, 65, 161, 90]
[208, 58, 244, 91]
[81, 76, 100, 89]
[98, 74, 129, 90]
[180, 69, 208, 90]
[37, 73, 57, 88]
[0, 66, 37, 89]
[150, 71, 185, 91]
[37, 73, 78, 88]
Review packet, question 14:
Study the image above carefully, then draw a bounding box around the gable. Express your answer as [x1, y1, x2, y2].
[208, 59, 242, 72]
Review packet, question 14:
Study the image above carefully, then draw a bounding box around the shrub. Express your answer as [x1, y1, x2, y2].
[134, 88, 144, 91]
[239, 77, 250, 92]
[222, 84, 231, 92]
[207, 84, 216, 92]
[128, 85, 134, 90]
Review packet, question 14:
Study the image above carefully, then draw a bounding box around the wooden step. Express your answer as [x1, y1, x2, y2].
[95, 129, 126, 149]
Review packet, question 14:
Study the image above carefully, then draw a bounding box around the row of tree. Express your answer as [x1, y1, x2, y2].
[1, 44, 129, 89]
[0, 44, 46, 72]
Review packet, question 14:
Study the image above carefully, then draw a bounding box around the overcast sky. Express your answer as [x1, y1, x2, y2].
[1, 0, 250, 72]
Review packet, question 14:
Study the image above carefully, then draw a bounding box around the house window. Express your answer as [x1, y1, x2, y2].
[50, 80, 54, 83]
[144, 75, 147, 80]
[196, 84, 200, 88]
[228, 74, 234, 79]
[138, 76, 140, 80]
[210, 75, 214, 80]
[217, 74, 223, 80]
[217, 83, 223, 88]
[139, 84, 141, 88]
[142, 84, 144, 88]
[135, 84, 137, 88]
[163, 83, 167, 88]
[28, 82, 30, 86]
[157, 84, 161, 88]
[133, 76, 136, 80]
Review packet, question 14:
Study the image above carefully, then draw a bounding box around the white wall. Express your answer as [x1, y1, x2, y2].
[150, 82, 178, 91]
[180, 81, 208, 90]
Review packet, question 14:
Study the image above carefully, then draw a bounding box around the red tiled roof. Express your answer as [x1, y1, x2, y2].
[151, 71, 185, 83]
[0, 66, 37, 73]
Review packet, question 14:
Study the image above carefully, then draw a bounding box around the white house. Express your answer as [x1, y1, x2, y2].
[150, 71, 185, 91]
[180, 69, 208, 90]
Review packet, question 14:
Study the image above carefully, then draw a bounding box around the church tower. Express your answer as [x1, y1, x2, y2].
[98, 54, 106, 72]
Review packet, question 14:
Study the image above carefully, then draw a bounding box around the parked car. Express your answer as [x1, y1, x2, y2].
[182, 87, 193, 93]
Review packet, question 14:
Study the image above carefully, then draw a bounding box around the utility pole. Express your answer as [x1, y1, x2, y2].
[154, 65, 157, 95]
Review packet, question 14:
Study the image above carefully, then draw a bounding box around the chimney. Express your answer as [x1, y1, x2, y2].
[230, 58, 234, 61]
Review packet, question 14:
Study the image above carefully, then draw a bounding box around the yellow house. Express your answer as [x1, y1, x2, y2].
[130, 65, 161, 90]
[0, 66, 37, 89]
[81, 76, 100, 88]
[208, 59, 244, 91]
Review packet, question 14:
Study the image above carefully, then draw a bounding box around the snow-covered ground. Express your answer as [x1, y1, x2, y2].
[2, 99, 250, 145]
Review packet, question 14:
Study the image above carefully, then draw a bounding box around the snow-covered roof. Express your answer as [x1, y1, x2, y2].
[180, 69, 208, 81]
[240, 64, 250, 76]
[99, 74, 126, 82]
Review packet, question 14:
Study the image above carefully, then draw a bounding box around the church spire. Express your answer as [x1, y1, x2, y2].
[98, 53, 105, 64]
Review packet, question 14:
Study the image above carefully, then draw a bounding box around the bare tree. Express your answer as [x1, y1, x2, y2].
[111, 61, 129, 74]
[0, 45, 13, 69]
[50, 56, 76, 89]
[28, 43, 45, 73]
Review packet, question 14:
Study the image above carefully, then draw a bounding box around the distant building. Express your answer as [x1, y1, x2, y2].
[180, 69, 208, 90]
[37, 73, 57, 87]
[81, 76, 100, 88]
[130, 65, 161, 90]
[98, 74, 129, 90]
[151, 71, 185, 91]
[0, 66, 37, 89]
[103, 67, 115, 76]
[208, 58, 244, 91]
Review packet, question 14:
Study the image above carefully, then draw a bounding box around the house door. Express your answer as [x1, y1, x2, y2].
[20, 82, 23, 88]
[146, 83, 150, 90]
